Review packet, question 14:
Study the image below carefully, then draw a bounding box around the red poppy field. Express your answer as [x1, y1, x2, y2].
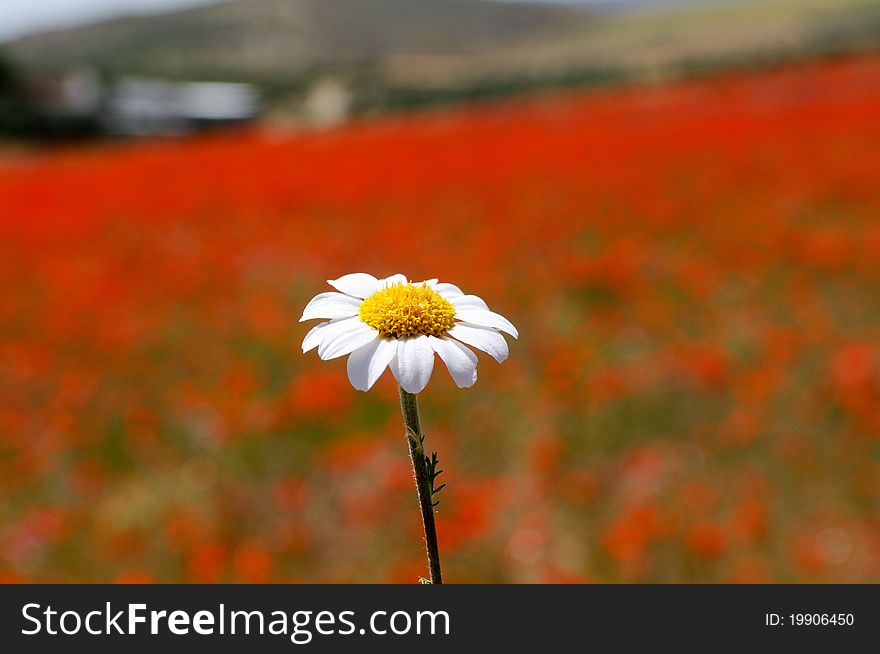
[1, 54, 880, 583]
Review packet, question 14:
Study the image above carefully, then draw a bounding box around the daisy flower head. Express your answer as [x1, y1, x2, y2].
[301, 273, 518, 393]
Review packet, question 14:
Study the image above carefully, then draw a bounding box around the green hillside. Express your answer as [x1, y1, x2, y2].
[5, 0, 880, 113]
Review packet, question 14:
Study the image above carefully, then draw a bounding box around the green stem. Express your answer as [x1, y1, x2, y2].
[398, 387, 443, 584]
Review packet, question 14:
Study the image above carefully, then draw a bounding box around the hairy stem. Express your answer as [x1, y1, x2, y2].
[398, 387, 443, 584]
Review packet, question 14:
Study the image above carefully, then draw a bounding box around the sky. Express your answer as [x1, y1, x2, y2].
[0, 0, 690, 43]
[0, 0, 222, 42]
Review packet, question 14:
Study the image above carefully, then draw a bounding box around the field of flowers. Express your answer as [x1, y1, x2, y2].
[1, 54, 880, 583]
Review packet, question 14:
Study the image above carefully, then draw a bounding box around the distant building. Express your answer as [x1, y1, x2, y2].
[38, 68, 102, 117]
[0, 66, 261, 138]
[302, 77, 352, 128]
[104, 77, 261, 136]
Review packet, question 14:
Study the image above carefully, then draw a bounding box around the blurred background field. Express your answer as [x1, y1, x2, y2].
[1, 0, 880, 583]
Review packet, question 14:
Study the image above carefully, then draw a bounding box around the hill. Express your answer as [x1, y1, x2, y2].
[5, 0, 589, 80]
[4, 0, 880, 114]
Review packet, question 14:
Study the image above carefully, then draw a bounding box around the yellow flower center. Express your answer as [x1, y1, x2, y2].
[359, 282, 457, 339]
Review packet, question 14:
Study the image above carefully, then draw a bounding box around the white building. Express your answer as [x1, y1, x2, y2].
[104, 76, 260, 135]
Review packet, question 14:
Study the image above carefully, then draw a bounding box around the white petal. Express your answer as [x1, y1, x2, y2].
[389, 355, 400, 383]
[448, 323, 509, 363]
[346, 338, 398, 392]
[449, 294, 489, 312]
[381, 273, 408, 287]
[419, 278, 439, 286]
[302, 319, 345, 353]
[453, 309, 518, 338]
[300, 292, 362, 322]
[429, 336, 477, 388]
[317, 320, 379, 360]
[430, 282, 464, 298]
[392, 335, 435, 393]
[327, 273, 382, 299]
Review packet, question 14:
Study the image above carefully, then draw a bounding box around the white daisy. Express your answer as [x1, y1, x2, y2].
[300, 273, 518, 393]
